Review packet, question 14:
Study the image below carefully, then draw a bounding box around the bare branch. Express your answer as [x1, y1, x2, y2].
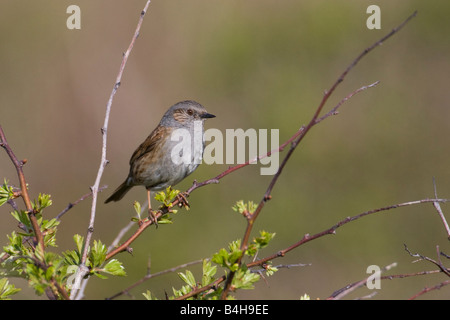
[404, 244, 450, 277]
[55, 185, 108, 220]
[328, 262, 397, 300]
[409, 279, 450, 300]
[432, 178, 450, 239]
[71, 0, 152, 300]
[107, 259, 203, 300]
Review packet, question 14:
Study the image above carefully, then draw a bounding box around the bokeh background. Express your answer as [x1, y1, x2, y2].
[1, 0, 450, 300]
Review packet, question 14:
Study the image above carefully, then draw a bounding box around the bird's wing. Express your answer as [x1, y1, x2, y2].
[129, 125, 165, 165]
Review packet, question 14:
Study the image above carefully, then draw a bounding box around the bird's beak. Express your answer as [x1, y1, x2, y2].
[201, 112, 216, 119]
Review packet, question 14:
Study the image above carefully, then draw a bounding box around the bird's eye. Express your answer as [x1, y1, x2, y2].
[187, 109, 194, 116]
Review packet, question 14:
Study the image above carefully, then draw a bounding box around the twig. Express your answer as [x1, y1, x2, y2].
[252, 199, 449, 268]
[55, 185, 108, 220]
[70, 0, 152, 300]
[250, 262, 311, 273]
[327, 262, 397, 300]
[107, 259, 203, 300]
[107, 201, 147, 253]
[220, 11, 418, 299]
[0, 126, 44, 250]
[409, 279, 450, 300]
[316, 81, 380, 124]
[404, 244, 450, 277]
[432, 178, 450, 239]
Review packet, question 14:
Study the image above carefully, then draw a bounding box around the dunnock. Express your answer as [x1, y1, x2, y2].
[105, 100, 215, 214]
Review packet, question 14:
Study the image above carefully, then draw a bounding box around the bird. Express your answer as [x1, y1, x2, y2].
[105, 100, 215, 219]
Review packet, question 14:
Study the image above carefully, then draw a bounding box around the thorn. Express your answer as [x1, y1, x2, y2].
[148, 209, 158, 228]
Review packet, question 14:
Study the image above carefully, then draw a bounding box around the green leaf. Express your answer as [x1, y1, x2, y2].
[211, 248, 227, 266]
[178, 270, 196, 287]
[264, 263, 278, 276]
[154, 186, 180, 207]
[212, 240, 243, 272]
[246, 230, 276, 256]
[73, 234, 84, 253]
[38, 193, 52, 210]
[202, 260, 217, 287]
[0, 179, 15, 207]
[157, 217, 173, 224]
[232, 200, 257, 216]
[133, 201, 142, 219]
[143, 290, 157, 300]
[93, 272, 108, 280]
[62, 250, 80, 266]
[0, 278, 21, 300]
[3, 231, 24, 256]
[231, 267, 260, 290]
[300, 293, 311, 300]
[154, 191, 166, 203]
[10, 210, 32, 233]
[89, 240, 107, 268]
[172, 284, 192, 298]
[103, 259, 126, 276]
[42, 218, 59, 230]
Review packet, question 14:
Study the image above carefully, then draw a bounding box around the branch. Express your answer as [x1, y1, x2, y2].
[107, 258, 203, 300]
[327, 262, 398, 300]
[329, 268, 444, 300]
[404, 244, 450, 277]
[175, 197, 448, 300]
[220, 11, 418, 299]
[432, 178, 450, 239]
[0, 126, 44, 251]
[409, 279, 450, 300]
[70, 0, 152, 300]
[55, 185, 108, 220]
[404, 243, 450, 300]
[252, 199, 450, 267]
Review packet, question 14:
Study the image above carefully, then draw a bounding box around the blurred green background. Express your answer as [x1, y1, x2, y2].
[1, 0, 449, 300]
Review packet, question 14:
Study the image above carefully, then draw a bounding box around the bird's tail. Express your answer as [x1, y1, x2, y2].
[104, 180, 132, 203]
